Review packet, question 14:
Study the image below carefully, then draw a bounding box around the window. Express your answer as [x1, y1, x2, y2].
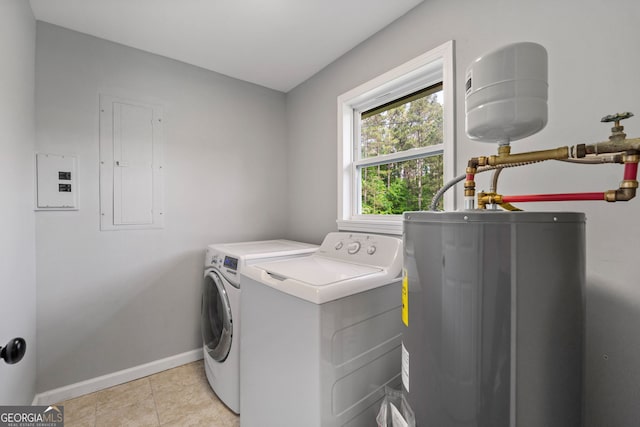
[337, 41, 455, 235]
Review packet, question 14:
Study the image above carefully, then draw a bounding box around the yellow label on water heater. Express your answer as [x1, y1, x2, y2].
[402, 270, 409, 326]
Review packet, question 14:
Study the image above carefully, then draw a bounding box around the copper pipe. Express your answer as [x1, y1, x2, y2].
[463, 113, 640, 210]
[480, 155, 639, 207]
[465, 147, 571, 208]
[487, 146, 570, 165]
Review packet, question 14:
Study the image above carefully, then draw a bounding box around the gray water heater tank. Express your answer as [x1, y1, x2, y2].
[402, 211, 584, 426]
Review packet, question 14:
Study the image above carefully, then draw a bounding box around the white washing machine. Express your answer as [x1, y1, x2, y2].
[202, 239, 318, 414]
[240, 232, 403, 427]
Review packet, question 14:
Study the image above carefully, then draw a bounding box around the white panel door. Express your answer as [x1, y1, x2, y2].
[99, 94, 164, 230]
[113, 101, 154, 225]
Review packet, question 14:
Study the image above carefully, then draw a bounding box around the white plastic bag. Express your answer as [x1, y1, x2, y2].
[376, 386, 415, 427]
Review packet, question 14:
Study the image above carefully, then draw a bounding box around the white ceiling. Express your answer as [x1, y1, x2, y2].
[29, 0, 424, 92]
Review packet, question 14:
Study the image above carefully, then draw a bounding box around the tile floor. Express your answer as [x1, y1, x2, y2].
[56, 360, 239, 427]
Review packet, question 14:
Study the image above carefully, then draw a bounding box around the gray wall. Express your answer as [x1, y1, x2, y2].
[34, 22, 289, 392]
[285, 0, 640, 425]
[0, 0, 37, 405]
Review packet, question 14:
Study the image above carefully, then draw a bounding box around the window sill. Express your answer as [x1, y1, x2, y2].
[336, 217, 403, 236]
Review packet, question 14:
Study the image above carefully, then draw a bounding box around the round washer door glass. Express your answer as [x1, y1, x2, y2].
[202, 271, 233, 362]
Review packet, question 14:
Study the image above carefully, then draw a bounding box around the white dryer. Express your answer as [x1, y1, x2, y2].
[240, 232, 403, 427]
[202, 239, 317, 414]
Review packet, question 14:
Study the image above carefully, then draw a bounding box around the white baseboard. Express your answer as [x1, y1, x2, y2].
[32, 348, 203, 405]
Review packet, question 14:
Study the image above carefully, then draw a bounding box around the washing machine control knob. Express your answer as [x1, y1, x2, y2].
[347, 242, 361, 254]
[367, 245, 376, 255]
[334, 241, 344, 250]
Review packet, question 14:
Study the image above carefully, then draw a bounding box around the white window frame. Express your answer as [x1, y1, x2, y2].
[337, 40, 456, 235]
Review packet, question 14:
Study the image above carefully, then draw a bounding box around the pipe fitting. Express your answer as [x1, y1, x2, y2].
[497, 145, 511, 157]
[464, 164, 478, 200]
[477, 192, 487, 209]
[604, 190, 617, 202]
[464, 185, 476, 197]
[575, 144, 587, 158]
[619, 188, 636, 201]
[605, 187, 637, 202]
[477, 192, 503, 209]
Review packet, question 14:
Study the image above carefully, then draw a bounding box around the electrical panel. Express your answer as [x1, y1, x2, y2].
[99, 94, 164, 230]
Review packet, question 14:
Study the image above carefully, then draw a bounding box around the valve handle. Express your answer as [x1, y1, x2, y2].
[601, 112, 634, 123]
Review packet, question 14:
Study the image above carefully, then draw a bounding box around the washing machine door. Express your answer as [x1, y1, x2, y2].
[202, 271, 233, 362]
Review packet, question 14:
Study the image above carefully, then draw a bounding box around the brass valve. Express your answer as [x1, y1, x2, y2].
[601, 112, 634, 141]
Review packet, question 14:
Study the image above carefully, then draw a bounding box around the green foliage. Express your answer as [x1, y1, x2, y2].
[360, 93, 444, 214]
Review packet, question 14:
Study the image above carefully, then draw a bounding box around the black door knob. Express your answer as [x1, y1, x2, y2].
[0, 337, 26, 365]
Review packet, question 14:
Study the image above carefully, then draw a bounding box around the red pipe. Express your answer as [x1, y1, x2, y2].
[501, 192, 605, 203]
[624, 162, 638, 181]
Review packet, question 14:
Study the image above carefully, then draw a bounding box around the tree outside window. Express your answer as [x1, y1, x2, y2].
[359, 85, 444, 214]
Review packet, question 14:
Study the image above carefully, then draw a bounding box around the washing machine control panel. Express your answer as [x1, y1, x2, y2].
[206, 250, 239, 269]
[207, 253, 222, 269]
[205, 248, 241, 286]
[318, 232, 402, 269]
[223, 256, 239, 270]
